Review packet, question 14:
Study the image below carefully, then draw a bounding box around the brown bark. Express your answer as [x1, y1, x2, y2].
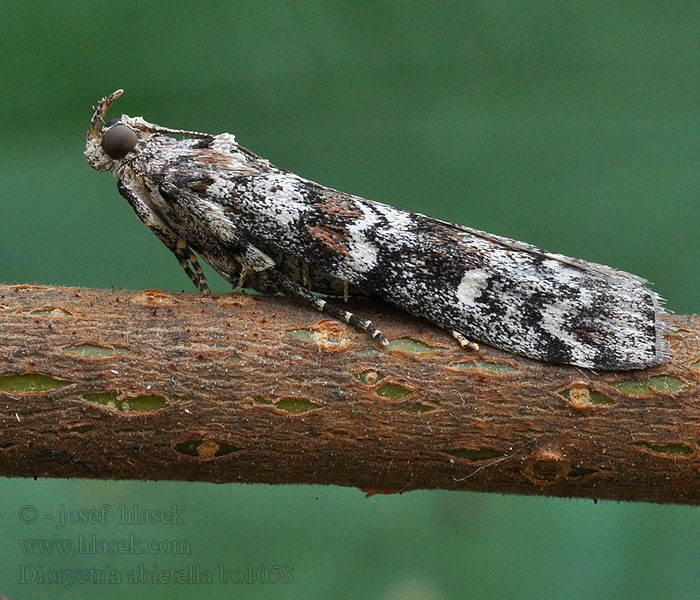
[0, 284, 698, 504]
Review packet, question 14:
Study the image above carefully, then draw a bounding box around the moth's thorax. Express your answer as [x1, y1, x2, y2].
[85, 113, 260, 182]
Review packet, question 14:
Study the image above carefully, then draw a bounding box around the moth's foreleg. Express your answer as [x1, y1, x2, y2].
[116, 180, 210, 293]
[266, 269, 388, 345]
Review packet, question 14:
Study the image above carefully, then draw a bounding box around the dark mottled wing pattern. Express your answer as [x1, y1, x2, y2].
[162, 160, 667, 370]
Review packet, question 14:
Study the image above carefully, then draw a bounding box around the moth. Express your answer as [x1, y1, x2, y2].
[85, 90, 669, 370]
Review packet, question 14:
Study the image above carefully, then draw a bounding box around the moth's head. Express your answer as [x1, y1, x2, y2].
[85, 89, 214, 173]
[85, 90, 134, 172]
[85, 90, 148, 172]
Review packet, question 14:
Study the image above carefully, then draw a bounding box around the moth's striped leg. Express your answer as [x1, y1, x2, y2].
[117, 180, 210, 293]
[172, 240, 210, 293]
[268, 269, 388, 345]
[236, 266, 252, 290]
[448, 329, 479, 352]
[315, 297, 389, 345]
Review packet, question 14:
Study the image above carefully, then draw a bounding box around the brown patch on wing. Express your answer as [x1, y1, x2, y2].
[317, 192, 365, 220]
[193, 150, 259, 176]
[195, 150, 235, 167]
[305, 223, 350, 255]
[190, 180, 211, 193]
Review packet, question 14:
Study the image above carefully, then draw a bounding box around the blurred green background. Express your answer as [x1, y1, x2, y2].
[1, 2, 699, 598]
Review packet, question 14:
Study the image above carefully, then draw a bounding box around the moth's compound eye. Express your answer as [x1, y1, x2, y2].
[101, 124, 138, 159]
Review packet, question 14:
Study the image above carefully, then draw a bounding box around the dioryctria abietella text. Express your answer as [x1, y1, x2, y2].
[85, 90, 670, 370]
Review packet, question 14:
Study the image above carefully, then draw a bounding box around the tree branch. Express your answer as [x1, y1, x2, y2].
[0, 284, 698, 504]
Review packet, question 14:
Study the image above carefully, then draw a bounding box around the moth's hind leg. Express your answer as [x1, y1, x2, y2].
[267, 270, 388, 345]
[432, 315, 479, 351]
[447, 328, 480, 352]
